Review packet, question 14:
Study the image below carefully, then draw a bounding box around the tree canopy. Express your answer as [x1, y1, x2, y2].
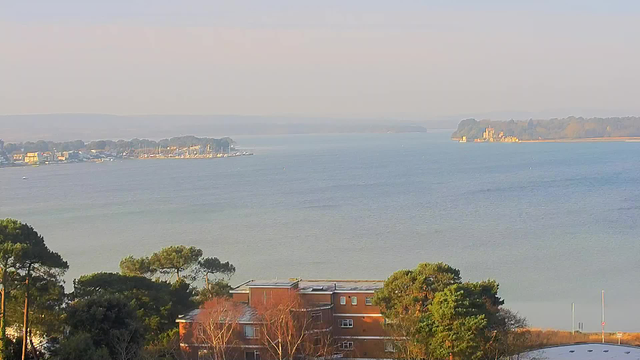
[374, 262, 523, 360]
[72, 272, 196, 342]
[119, 256, 156, 277]
[451, 116, 640, 141]
[62, 294, 145, 360]
[149, 246, 203, 282]
[0, 219, 69, 358]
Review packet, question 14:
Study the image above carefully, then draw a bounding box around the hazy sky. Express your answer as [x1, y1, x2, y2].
[1, 1, 640, 119]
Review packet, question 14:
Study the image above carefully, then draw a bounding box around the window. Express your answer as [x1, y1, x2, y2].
[245, 351, 261, 360]
[385, 341, 396, 353]
[244, 325, 259, 339]
[196, 324, 204, 338]
[340, 319, 353, 328]
[338, 341, 354, 350]
[311, 311, 322, 323]
[340, 296, 346, 305]
[365, 297, 373, 306]
[313, 337, 322, 346]
[351, 296, 357, 305]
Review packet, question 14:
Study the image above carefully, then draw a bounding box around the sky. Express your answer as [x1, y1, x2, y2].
[1, 0, 640, 119]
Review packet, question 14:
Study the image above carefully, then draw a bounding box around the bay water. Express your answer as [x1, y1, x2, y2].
[1, 131, 639, 331]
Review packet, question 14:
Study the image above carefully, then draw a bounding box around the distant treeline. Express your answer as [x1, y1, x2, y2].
[2, 135, 235, 153]
[452, 116, 640, 141]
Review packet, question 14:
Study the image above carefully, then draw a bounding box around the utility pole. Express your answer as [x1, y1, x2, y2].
[571, 303, 575, 335]
[0, 282, 4, 360]
[601, 290, 605, 344]
[21, 277, 29, 360]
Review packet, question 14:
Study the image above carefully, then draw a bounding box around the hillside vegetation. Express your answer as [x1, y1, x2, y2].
[451, 116, 640, 141]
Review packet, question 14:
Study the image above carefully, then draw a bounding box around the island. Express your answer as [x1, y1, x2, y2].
[0, 136, 252, 167]
[452, 116, 640, 142]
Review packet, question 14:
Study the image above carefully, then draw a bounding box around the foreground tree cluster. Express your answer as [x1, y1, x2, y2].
[374, 263, 529, 360]
[0, 219, 235, 360]
[2, 219, 536, 360]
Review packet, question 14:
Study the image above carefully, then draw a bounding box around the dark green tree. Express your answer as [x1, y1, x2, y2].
[51, 333, 110, 360]
[0, 219, 68, 359]
[374, 262, 462, 359]
[198, 280, 233, 302]
[7, 274, 66, 356]
[63, 294, 144, 360]
[119, 256, 155, 277]
[149, 246, 203, 282]
[72, 272, 196, 343]
[375, 262, 520, 360]
[197, 257, 235, 289]
[0, 222, 28, 355]
[425, 283, 500, 360]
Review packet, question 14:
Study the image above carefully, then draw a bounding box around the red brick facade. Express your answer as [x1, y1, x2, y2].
[178, 279, 395, 360]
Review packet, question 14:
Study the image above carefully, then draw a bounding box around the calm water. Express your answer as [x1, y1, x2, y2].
[1, 132, 639, 331]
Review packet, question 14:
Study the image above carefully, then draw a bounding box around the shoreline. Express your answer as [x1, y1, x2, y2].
[523, 137, 640, 143]
[453, 137, 640, 143]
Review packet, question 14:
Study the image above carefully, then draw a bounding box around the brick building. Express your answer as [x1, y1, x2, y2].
[178, 279, 395, 360]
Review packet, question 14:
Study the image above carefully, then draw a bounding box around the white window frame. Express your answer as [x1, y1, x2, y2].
[340, 296, 346, 305]
[244, 325, 259, 339]
[365, 297, 373, 306]
[340, 319, 353, 328]
[351, 296, 357, 305]
[385, 341, 396, 353]
[339, 341, 354, 350]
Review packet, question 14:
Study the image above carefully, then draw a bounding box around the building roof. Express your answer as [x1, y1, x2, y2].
[231, 279, 384, 294]
[519, 344, 640, 360]
[245, 279, 300, 288]
[176, 303, 259, 323]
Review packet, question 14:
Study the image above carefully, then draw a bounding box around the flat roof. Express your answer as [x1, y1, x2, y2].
[176, 303, 258, 323]
[232, 279, 384, 293]
[247, 279, 300, 288]
[519, 344, 640, 360]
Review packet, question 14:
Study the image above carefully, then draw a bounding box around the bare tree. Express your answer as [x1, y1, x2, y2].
[196, 298, 245, 360]
[299, 328, 335, 360]
[382, 316, 427, 360]
[256, 293, 333, 360]
[110, 328, 140, 360]
[483, 308, 530, 360]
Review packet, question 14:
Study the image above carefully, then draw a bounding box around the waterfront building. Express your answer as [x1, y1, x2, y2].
[24, 152, 42, 164]
[483, 127, 495, 142]
[178, 279, 393, 360]
[12, 152, 25, 162]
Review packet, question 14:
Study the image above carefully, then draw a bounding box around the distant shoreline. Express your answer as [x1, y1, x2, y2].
[452, 136, 640, 143]
[522, 137, 640, 143]
[451, 116, 640, 143]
